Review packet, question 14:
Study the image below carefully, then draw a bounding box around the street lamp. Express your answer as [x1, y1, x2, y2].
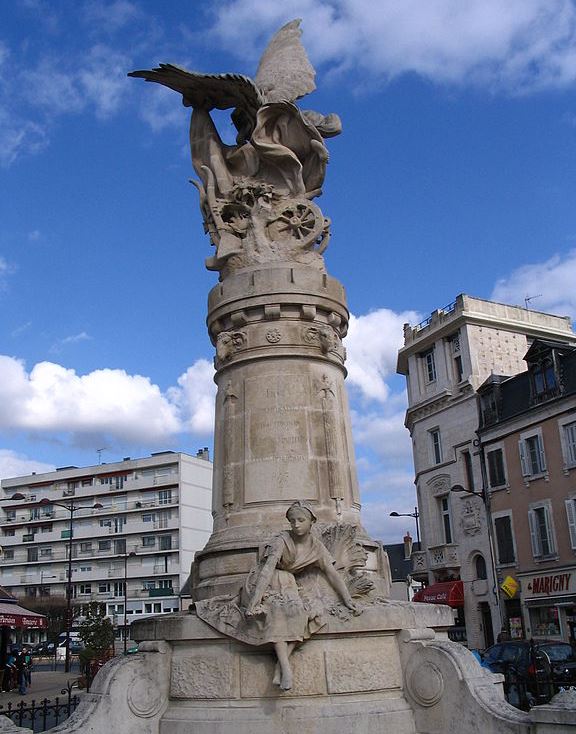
[123, 551, 136, 654]
[39, 497, 103, 673]
[390, 506, 421, 545]
[450, 483, 505, 633]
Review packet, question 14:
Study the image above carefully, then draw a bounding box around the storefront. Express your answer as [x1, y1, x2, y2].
[520, 568, 576, 643]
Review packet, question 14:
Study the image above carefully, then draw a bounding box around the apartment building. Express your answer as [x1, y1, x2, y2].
[0, 451, 213, 644]
[397, 294, 575, 649]
[478, 339, 576, 643]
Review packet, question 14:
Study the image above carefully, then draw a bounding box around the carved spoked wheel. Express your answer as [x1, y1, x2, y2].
[267, 199, 325, 249]
[275, 204, 317, 240]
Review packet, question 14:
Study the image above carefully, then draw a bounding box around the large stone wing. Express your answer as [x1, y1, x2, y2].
[254, 19, 316, 103]
[128, 64, 263, 114]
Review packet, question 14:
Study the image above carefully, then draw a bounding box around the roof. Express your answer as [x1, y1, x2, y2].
[382, 542, 419, 582]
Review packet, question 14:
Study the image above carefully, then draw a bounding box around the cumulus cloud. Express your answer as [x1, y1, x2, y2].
[491, 249, 576, 319]
[211, 0, 576, 92]
[345, 308, 419, 402]
[0, 355, 214, 446]
[352, 406, 412, 466]
[0, 449, 55, 482]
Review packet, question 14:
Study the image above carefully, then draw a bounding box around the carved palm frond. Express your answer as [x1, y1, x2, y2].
[320, 523, 368, 573]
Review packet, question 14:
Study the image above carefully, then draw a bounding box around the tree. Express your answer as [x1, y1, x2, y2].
[78, 602, 114, 657]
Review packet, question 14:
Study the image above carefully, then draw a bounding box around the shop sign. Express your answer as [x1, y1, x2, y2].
[525, 572, 573, 597]
[501, 575, 519, 599]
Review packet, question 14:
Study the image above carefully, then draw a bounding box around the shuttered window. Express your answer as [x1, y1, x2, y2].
[494, 515, 515, 564]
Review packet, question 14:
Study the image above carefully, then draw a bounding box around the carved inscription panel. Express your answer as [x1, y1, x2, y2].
[244, 373, 317, 502]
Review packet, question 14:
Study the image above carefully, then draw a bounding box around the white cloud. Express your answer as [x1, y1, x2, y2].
[82, 1, 142, 33]
[167, 360, 217, 435]
[491, 249, 576, 319]
[0, 355, 215, 446]
[49, 331, 92, 354]
[345, 308, 419, 402]
[210, 0, 576, 92]
[352, 406, 412, 466]
[0, 109, 48, 168]
[0, 449, 55, 483]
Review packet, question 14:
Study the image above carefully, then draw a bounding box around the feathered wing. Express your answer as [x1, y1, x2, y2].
[128, 64, 262, 115]
[254, 18, 316, 103]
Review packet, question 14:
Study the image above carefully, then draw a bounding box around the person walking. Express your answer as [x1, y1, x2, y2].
[15, 650, 27, 695]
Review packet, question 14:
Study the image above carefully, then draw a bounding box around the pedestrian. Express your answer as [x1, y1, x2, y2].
[22, 647, 32, 686]
[15, 650, 27, 695]
[5, 650, 17, 691]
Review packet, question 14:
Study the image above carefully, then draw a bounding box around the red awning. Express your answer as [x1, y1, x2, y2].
[412, 580, 464, 608]
[0, 602, 47, 629]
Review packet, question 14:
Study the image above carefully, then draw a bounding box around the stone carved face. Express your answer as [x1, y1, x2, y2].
[286, 507, 314, 537]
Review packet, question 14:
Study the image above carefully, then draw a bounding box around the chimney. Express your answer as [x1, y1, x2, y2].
[403, 531, 413, 560]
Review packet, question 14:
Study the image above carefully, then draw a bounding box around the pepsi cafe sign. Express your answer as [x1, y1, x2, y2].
[525, 571, 573, 598]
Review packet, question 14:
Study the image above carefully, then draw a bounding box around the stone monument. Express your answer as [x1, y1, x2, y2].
[7, 19, 572, 734]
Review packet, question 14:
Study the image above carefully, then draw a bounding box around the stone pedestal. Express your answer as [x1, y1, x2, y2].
[193, 265, 384, 599]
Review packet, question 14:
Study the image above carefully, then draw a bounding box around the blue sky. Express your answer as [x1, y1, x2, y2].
[1, 0, 576, 542]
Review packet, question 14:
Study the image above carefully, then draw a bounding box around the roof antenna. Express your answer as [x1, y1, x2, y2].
[96, 448, 107, 464]
[524, 294, 542, 309]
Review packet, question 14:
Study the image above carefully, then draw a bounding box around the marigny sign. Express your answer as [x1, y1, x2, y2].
[526, 572, 573, 597]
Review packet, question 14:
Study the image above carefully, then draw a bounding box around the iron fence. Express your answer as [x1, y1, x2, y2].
[0, 681, 80, 732]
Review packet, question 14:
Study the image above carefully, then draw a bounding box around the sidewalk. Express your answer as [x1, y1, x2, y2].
[0, 671, 84, 708]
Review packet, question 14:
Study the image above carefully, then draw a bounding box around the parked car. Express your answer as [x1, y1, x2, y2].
[32, 641, 56, 656]
[481, 641, 555, 709]
[538, 642, 576, 690]
[55, 639, 84, 660]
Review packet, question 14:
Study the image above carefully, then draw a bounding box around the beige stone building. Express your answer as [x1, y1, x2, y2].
[397, 294, 575, 649]
[478, 338, 576, 643]
[0, 451, 213, 645]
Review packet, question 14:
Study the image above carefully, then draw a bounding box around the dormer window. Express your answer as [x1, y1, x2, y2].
[531, 358, 557, 400]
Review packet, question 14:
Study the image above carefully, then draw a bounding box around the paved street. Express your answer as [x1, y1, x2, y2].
[0, 666, 84, 709]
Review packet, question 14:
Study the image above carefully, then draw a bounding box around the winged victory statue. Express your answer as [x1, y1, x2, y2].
[129, 19, 341, 276]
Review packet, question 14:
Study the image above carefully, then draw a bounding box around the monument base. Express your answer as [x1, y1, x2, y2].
[19, 600, 576, 734]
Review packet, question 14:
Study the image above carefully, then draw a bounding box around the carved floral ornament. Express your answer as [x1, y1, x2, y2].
[216, 331, 246, 362]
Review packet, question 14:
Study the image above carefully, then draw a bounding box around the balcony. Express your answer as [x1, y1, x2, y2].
[427, 543, 460, 571]
[411, 550, 428, 580]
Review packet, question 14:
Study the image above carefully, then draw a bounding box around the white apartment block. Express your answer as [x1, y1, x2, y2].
[0, 451, 213, 643]
[397, 294, 575, 650]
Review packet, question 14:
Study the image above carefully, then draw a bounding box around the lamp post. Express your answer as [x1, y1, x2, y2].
[123, 551, 136, 654]
[390, 506, 421, 546]
[39, 498, 103, 672]
[450, 482, 505, 634]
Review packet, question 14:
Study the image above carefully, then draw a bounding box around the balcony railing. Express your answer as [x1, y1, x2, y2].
[427, 543, 460, 570]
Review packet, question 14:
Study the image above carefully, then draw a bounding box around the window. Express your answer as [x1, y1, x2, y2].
[40, 524, 52, 533]
[80, 542, 93, 554]
[462, 450, 474, 492]
[81, 479, 93, 487]
[143, 580, 156, 590]
[100, 475, 127, 489]
[529, 505, 556, 558]
[142, 513, 156, 523]
[4, 549, 14, 560]
[3, 529, 15, 537]
[5, 510, 15, 521]
[154, 603, 161, 613]
[494, 515, 516, 564]
[453, 355, 463, 382]
[100, 518, 112, 528]
[475, 554, 488, 580]
[519, 433, 546, 476]
[423, 350, 437, 382]
[40, 548, 52, 557]
[440, 496, 452, 544]
[159, 535, 172, 551]
[114, 539, 126, 555]
[531, 359, 557, 399]
[142, 537, 155, 548]
[78, 584, 92, 595]
[27, 548, 38, 562]
[563, 422, 576, 467]
[430, 429, 443, 465]
[113, 581, 125, 596]
[80, 565, 92, 572]
[158, 579, 173, 589]
[98, 540, 111, 551]
[144, 603, 152, 614]
[565, 499, 576, 550]
[99, 583, 111, 593]
[30, 508, 40, 520]
[487, 449, 506, 487]
[158, 489, 172, 505]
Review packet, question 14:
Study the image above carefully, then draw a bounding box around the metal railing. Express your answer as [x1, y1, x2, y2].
[0, 681, 80, 732]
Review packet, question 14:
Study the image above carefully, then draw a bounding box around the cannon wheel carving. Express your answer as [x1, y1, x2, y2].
[267, 199, 325, 250]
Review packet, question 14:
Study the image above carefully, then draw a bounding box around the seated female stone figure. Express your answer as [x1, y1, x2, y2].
[195, 501, 361, 691]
